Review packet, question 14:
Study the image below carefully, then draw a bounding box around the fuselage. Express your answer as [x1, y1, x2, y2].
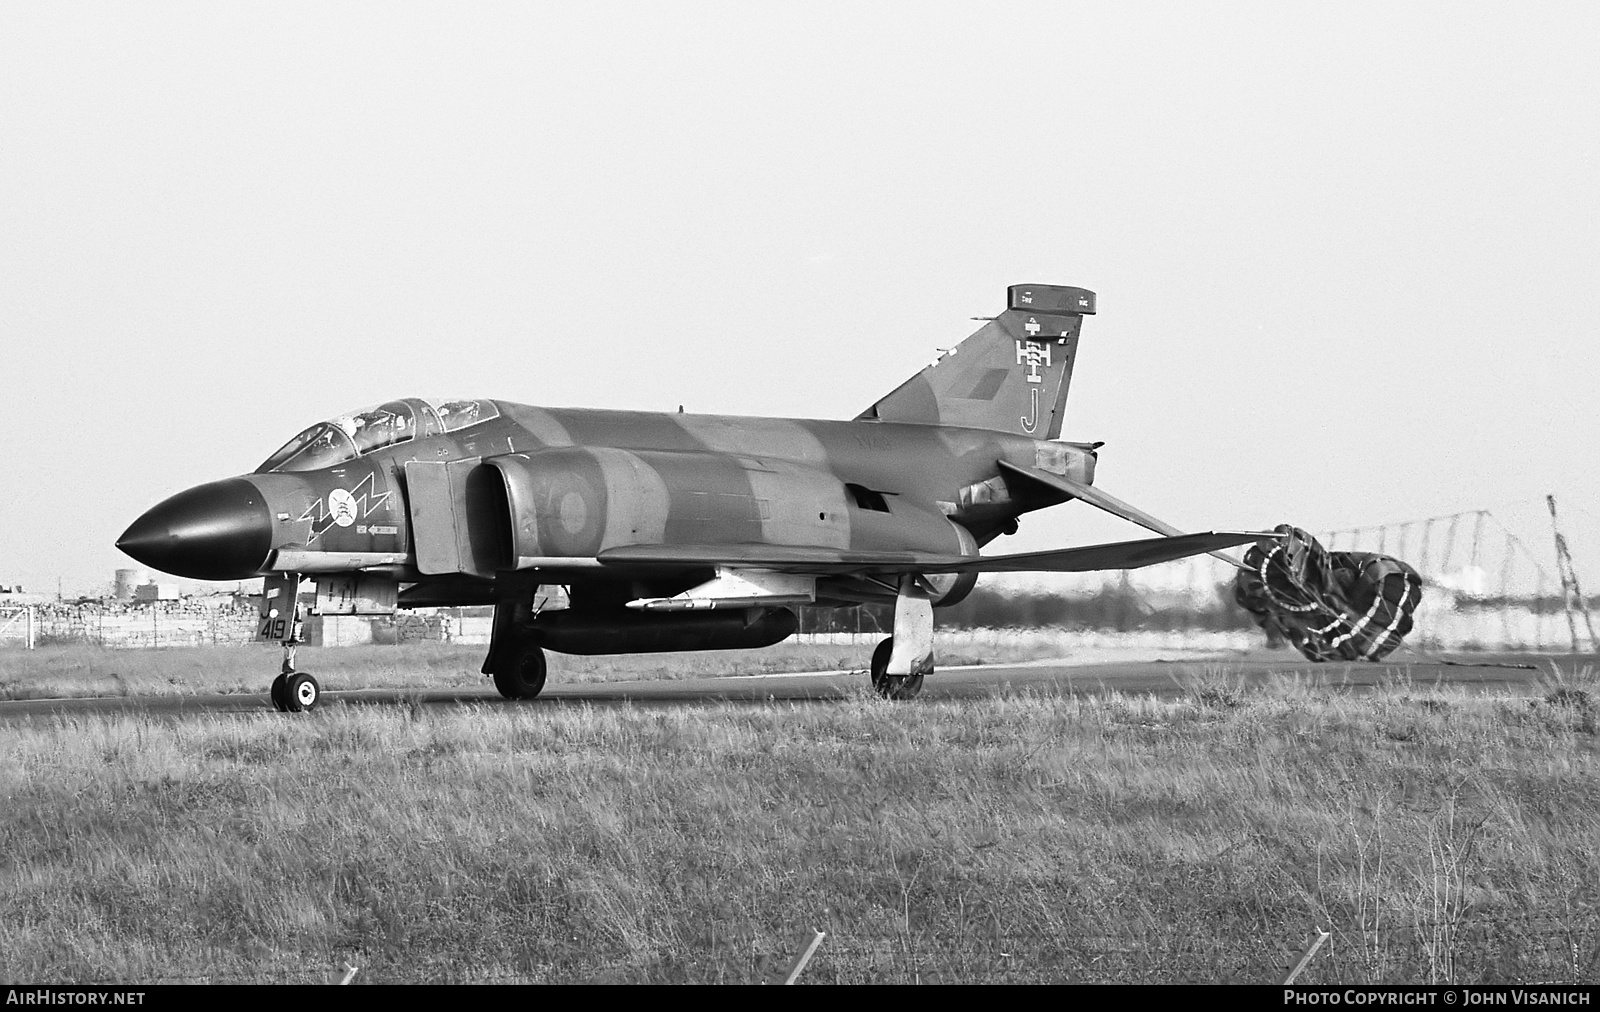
[116, 400, 1098, 596]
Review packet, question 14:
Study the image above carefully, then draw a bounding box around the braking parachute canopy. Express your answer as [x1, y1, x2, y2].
[1233, 526, 1423, 662]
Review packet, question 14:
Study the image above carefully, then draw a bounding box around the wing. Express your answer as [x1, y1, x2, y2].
[597, 530, 1269, 576]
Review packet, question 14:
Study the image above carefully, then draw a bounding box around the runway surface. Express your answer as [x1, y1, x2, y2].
[0, 650, 1591, 723]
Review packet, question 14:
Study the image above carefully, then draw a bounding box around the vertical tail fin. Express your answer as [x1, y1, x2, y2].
[858, 284, 1096, 439]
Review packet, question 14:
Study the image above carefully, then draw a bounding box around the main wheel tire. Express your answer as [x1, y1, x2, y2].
[493, 640, 547, 700]
[270, 673, 288, 711]
[283, 671, 320, 712]
[869, 637, 925, 701]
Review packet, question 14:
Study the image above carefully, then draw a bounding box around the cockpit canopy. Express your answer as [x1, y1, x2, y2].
[256, 398, 501, 473]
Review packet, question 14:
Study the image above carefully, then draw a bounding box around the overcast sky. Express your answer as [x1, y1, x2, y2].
[2, 1, 1596, 597]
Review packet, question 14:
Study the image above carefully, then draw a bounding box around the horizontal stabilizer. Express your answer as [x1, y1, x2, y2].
[597, 530, 1270, 576]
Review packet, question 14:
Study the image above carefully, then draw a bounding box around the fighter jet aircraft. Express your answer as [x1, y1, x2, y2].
[117, 284, 1267, 711]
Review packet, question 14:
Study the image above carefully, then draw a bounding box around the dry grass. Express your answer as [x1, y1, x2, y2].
[0, 631, 1095, 702]
[2, 667, 1597, 984]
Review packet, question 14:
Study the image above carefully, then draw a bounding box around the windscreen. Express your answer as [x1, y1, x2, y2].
[257, 423, 359, 473]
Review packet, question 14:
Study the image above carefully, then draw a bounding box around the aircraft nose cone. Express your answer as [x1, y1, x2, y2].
[116, 477, 274, 581]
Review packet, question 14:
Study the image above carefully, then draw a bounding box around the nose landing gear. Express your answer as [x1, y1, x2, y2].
[261, 573, 320, 712]
[269, 640, 322, 712]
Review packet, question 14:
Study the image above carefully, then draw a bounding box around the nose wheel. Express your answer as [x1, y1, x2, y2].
[272, 671, 321, 712]
[268, 631, 321, 712]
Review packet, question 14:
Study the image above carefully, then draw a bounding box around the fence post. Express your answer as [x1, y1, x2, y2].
[26, 606, 34, 650]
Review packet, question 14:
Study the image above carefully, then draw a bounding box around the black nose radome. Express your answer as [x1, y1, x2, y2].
[117, 477, 274, 581]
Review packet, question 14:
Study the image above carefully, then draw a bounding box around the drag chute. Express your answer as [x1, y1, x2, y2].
[1233, 525, 1423, 662]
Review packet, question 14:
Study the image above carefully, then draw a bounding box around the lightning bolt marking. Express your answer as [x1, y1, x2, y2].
[297, 471, 394, 543]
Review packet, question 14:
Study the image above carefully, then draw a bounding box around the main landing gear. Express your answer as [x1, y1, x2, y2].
[484, 597, 548, 701]
[868, 575, 936, 701]
[491, 636, 548, 700]
[870, 637, 924, 700]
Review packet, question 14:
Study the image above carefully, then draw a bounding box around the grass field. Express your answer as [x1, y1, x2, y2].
[0, 630, 1103, 702]
[2, 664, 1597, 984]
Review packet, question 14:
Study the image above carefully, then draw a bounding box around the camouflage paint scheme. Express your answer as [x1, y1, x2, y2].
[250, 407, 1094, 582]
[117, 285, 1266, 704]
